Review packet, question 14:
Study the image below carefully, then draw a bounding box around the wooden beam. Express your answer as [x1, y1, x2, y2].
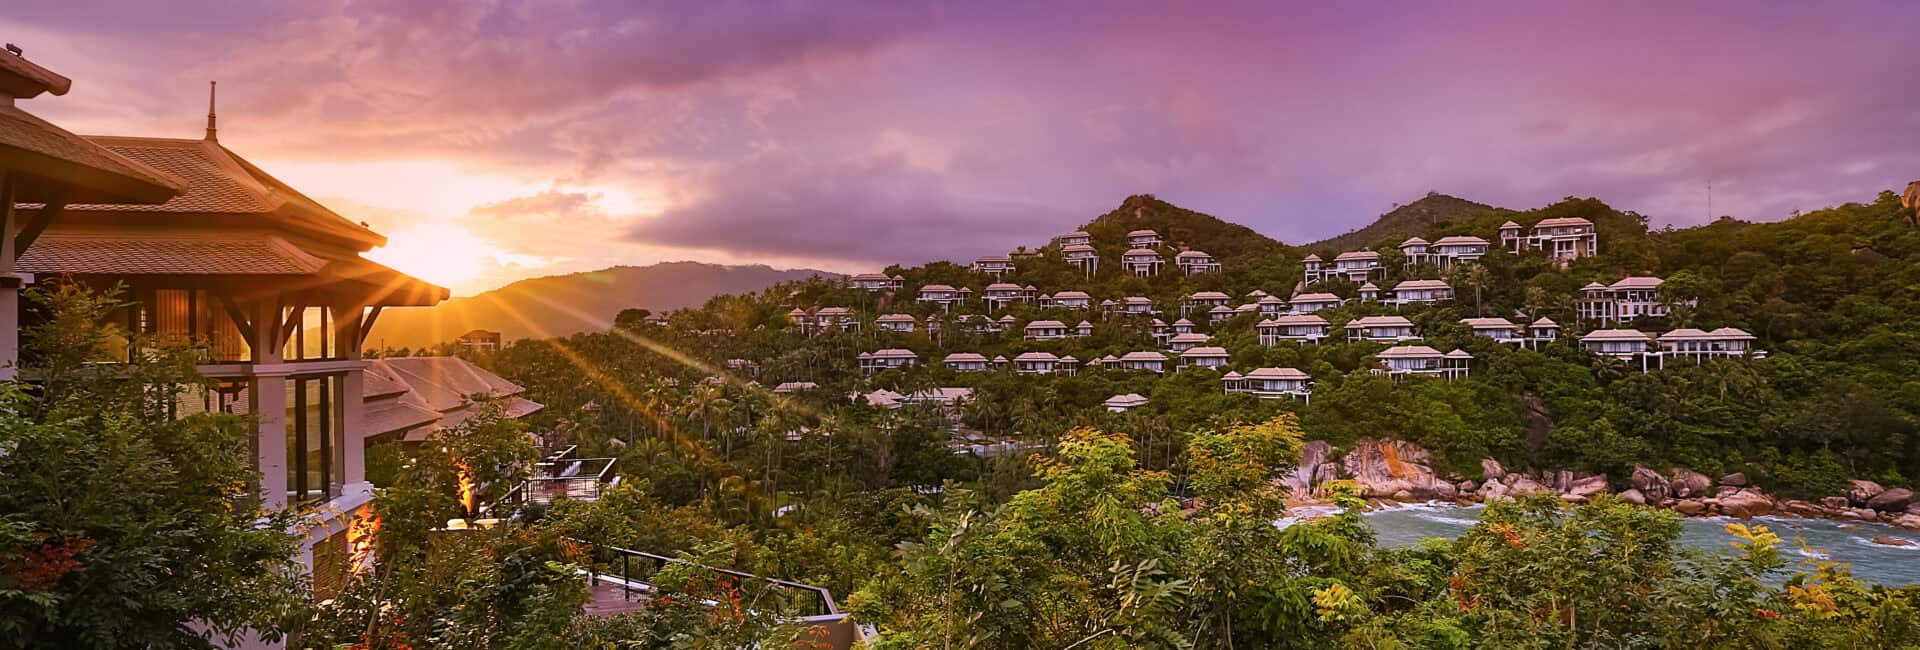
[276, 299, 308, 351]
[216, 293, 257, 351]
[13, 193, 66, 260]
[359, 305, 384, 346]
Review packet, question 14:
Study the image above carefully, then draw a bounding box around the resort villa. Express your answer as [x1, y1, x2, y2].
[1223, 367, 1313, 401]
[1501, 217, 1598, 261]
[1175, 249, 1220, 274]
[1303, 251, 1383, 284]
[1259, 314, 1332, 344]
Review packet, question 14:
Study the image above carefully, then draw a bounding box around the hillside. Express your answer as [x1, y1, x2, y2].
[367, 262, 832, 350]
[1308, 192, 1497, 253]
[1081, 194, 1293, 260]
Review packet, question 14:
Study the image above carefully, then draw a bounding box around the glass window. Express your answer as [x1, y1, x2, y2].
[287, 374, 343, 502]
[283, 306, 338, 361]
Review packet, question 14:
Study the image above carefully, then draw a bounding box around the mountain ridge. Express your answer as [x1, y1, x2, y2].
[1307, 192, 1499, 252]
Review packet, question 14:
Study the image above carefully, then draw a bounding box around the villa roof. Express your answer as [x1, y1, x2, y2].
[1658, 328, 1712, 340]
[1245, 367, 1310, 380]
[1062, 243, 1095, 253]
[1262, 314, 1329, 326]
[1499, 220, 1521, 229]
[1188, 291, 1230, 300]
[1394, 279, 1452, 291]
[1104, 393, 1148, 408]
[1708, 327, 1755, 340]
[1209, 305, 1236, 314]
[1053, 290, 1091, 299]
[1258, 295, 1286, 304]
[1347, 315, 1415, 328]
[875, 313, 916, 323]
[1291, 292, 1341, 303]
[1359, 282, 1379, 291]
[1, 106, 186, 205]
[773, 381, 818, 392]
[1128, 229, 1159, 237]
[1222, 371, 1243, 380]
[920, 284, 958, 292]
[1123, 248, 1159, 257]
[1169, 332, 1210, 344]
[851, 272, 890, 281]
[1531, 317, 1559, 327]
[1014, 351, 1059, 362]
[1025, 319, 1068, 329]
[1581, 329, 1653, 342]
[997, 314, 1017, 323]
[1534, 217, 1594, 228]
[1076, 320, 1093, 327]
[1400, 237, 1430, 247]
[985, 282, 1023, 291]
[1609, 276, 1663, 290]
[944, 353, 988, 363]
[1377, 345, 1444, 359]
[867, 348, 919, 359]
[816, 307, 852, 316]
[1180, 346, 1229, 358]
[1124, 296, 1153, 305]
[1333, 250, 1380, 261]
[975, 254, 1011, 263]
[1120, 351, 1168, 362]
[1582, 282, 1609, 290]
[1173, 318, 1195, 326]
[1247, 289, 1270, 297]
[1461, 317, 1517, 328]
[1301, 254, 1322, 262]
[1433, 235, 1489, 246]
[1175, 250, 1212, 259]
[1444, 349, 1475, 359]
[1061, 230, 1091, 238]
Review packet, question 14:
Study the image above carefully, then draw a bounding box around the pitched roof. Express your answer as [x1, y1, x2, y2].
[1187, 291, 1230, 300]
[0, 105, 185, 204]
[1609, 276, 1663, 290]
[1175, 250, 1212, 259]
[1123, 248, 1159, 257]
[1104, 393, 1148, 407]
[1707, 327, 1755, 340]
[985, 282, 1023, 291]
[1399, 237, 1430, 247]
[1013, 351, 1059, 362]
[1394, 279, 1452, 291]
[1291, 292, 1341, 303]
[1377, 345, 1444, 359]
[1244, 367, 1309, 380]
[1169, 332, 1210, 344]
[1461, 317, 1517, 328]
[1444, 349, 1475, 359]
[1180, 346, 1229, 358]
[1127, 229, 1159, 237]
[1261, 314, 1328, 326]
[1531, 317, 1559, 327]
[1347, 315, 1415, 328]
[920, 284, 958, 292]
[867, 348, 919, 359]
[1580, 329, 1652, 342]
[875, 313, 916, 323]
[1025, 319, 1068, 329]
[1062, 243, 1096, 253]
[1433, 235, 1489, 246]
[1053, 290, 1091, 300]
[1534, 217, 1594, 228]
[1120, 351, 1168, 362]
[18, 230, 326, 275]
[1301, 254, 1322, 262]
[944, 352, 988, 363]
[1658, 328, 1712, 341]
[1333, 250, 1380, 261]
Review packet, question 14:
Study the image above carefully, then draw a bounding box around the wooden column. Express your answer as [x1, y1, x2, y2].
[0, 172, 16, 381]
[333, 302, 366, 489]
[250, 297, 289, 512]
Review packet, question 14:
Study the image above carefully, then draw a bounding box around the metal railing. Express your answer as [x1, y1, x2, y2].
[573, 539, 840, 619]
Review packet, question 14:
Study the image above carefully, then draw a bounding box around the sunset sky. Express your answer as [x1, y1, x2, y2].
[8, 1, 1919, 295]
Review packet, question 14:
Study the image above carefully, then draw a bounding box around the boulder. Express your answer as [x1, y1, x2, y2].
[1631, 466, 1671, 502]
[1870, 535, 1915, 547]
[1391, 489, 1414, 501]
[1508, 476, 1549, 496]
[1841, 508, 1877, 521]
[1620, 489, 1647, 506]
[1565, 474, 1609, 498]
[1718, 472, 1747, 487]
[1671, 469, 1712, 499]
[1779, 500, 1825, 518]
[1459, 480, 1478, 493]
[1867, 488, 1915, 513]
[1284, 440, 1336, 496]
[1673, 499, 1708, 516]
[1821, 496, 1850, 510]
[1342, 439, 1439, 499]
[1849, 480, 1886, 506]
[1894, 514, 1920, 531]
[1719, 488, 1776, 519]
[1481, 458, 1506, 482]
[1432, 481, 1458, 501]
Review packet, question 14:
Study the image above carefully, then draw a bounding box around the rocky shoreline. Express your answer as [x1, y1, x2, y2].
[1284, 439, 1920, 536]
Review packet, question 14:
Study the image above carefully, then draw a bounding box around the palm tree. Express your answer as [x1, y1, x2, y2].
[1448, 263, 1493, 316]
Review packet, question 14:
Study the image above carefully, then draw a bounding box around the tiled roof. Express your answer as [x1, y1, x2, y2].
[1291, 292, 1341, 302]
[1708, 327, 1755, 339]
[1348, 315, 1415, 328]
[875, 313, 916, 322]
[867, 348, 919, 359]
[1261, 314, 1328, 326]
[1658, 328, 1712, 340]
[1175, 250, 1212, 259]
[1104, 393, 1148, 407]
[1377, 345, 1443, 358]
[1053, 290, 1091, 299]
[1062, 243, 1095, 253]
[1120, 351, 1167, 362]
[1245, 367, 1309, 380]
[1025, 319, 1068, 329]
[1394, 279, 1452, 290]
[1400, 237, 1430, 246]
[1609, 276, 1663, 290]
[1333, 251, 1380, 261]
[1531, 317, 1559, 327]
[18, 231, 328, 275]
[1187, 291, 1230, 300]
[985, 282, 1023, 291]
[1169, 332, 1210, 343]
[1534, 217, 1594, 228]
[1014, 352, 1059, 362]
[1123, 248, 1159, 257]
[1128, 229, 1159, 237]
[1, 104, 186, 204]
[920, 284, 957, 292]
[1433, 236, 1489, 246]
[1180, 346, 1229, 358]
[1581, 329, 1652, 342]
[1461, 317, 1517, 328]
[944, 353, 988, 363]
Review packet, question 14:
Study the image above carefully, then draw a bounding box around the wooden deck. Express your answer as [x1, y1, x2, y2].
[583, 576, 649, 617]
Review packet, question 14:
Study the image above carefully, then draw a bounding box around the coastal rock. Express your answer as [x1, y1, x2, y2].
[1508, 476, 1549, 496]
[1821, 496, 1850, 510]
[1871, 535, 1915, 547]
[1718, 472, 1747, 487]
[1841, 508, 1877, 520]
[1620, 489, 1647, 506]
[1481, 458, 1506, 481]
[1718, 489, 1776, 519]
[1779, 500, 1826, 518]
[1867, 488, 1914, 512]
[1671, 469, 1712, 499]
[1849, 480, 1886, 506]
[1459, 480, 1478, 493]
[1284, 440, 1337, 496]
[1894, 514, 1920, 531]
[1674, 499, 1708, 516]
[1433, 481, 1458, 501]
[1632, 466, 1671, 502]
[1565, 474, 1609, 498]
[1342, 439, 1437, 500]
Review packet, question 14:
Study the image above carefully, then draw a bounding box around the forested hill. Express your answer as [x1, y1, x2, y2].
[1082, 194, 1292, 261]
[367, 262, 832, 350]
[1309, 192, 1498, 253]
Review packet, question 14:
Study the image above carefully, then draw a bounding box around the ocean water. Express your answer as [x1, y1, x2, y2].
[1300, 502, 1920, 587]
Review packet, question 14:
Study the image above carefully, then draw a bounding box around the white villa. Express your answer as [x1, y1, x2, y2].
[858, 348, 920, 374]
[1579, 277, 1683, 325]
[1579, 329, 1657, 369]
[944, 352, 991, 372]
[1128, 229, 1163, 248]
[851, 273, 904, 291]
[1223, 367, 1313, 401]
[1345, 315, 1420, 342]
[1461, 317, 1561, 347]
[1402, 235, 1490, 270]
[1014, 351, 1072, 375]
[1359, 282, 1380, 302]
[1074, 320, 1095, 337]
[1175, 250, 1220, 274]
[1289, 292, 1343, 315]
[1207, 305, 1238, 323]
[1388, 279, 1455, 305]
[1046, 290, 1093, 309]
[1374, 345, 1472, 380]
[1122, 248, 1163, 277]
[1501, 217, 1598, 261]
[1659, 327, 1764, 362]
[1178, 346, 1231, 370]
[1062, 243, 1098, 277]
[973, 254, 1014, 276]
[1184, 291, 1231, 315]
[874, 313, 917, 333]
[1172, 318, 1196, 334]
[1023, 319, 1071, 340]
[917, 284, 968, 309]
[1167, 332, 1211, 352]
[1118, 296, 1157, 315]
[1259, 314, 1331, 344]
[1117, 351, 1170, 373]
[1256, 294, 1288, 316]
[1104, 393, 1149, 412]
[1053, 230, 1092, 247]
[1304, 251, 1383, 284]
[983, 283, 1035, 311]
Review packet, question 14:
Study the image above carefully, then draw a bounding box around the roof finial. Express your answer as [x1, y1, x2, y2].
[204, 80, 217, 141]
